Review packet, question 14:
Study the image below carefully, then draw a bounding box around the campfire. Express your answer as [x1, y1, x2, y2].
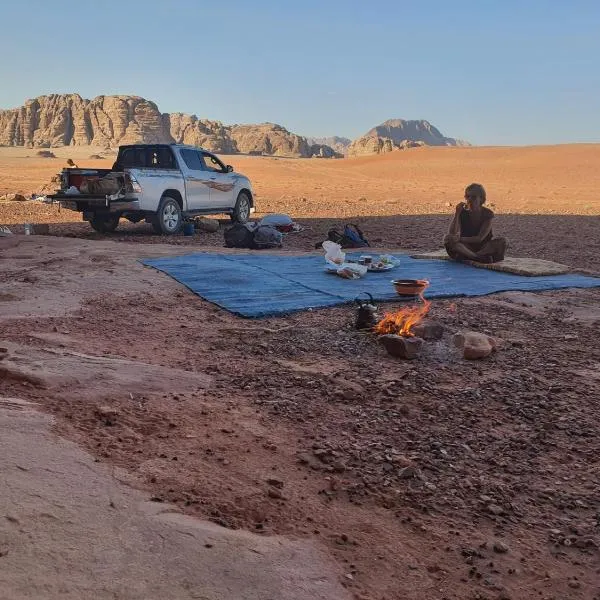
[374, 296, 431, 337]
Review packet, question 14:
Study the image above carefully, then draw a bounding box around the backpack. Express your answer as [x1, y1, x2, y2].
[224, 223, 256, 248]
[253, 225, 283, 249]
[316, 223, 370, 249]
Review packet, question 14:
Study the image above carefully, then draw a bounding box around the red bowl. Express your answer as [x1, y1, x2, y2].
[391, 279, 429, 296]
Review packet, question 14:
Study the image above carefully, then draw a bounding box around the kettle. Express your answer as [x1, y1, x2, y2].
[355, 292, 379, 330]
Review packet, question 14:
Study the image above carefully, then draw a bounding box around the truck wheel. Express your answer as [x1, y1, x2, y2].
[90, 214, 120, 233]
[152, 196, 183, 235]
[231, 191, 251, 223]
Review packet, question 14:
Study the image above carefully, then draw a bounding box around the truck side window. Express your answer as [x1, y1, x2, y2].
[201, 152, 225, 173]
[180, 149, 204, 170]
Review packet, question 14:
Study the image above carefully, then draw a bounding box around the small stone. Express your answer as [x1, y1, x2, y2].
[454, 331, 497, 360]
[266, 478, 284, 489]
[331, 460, 347, 473]
[380, 334, 424, 359]
[493, 540, 509, 554]
[96, 405, 118, 424]
[487, 504, 504, 516]
[568, 580, 581, 589]
[398, 466, 421, 479]
[267, 488, 284, 500]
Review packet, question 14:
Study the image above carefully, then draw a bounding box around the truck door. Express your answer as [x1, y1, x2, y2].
[200, 152, 237, 210]
[178, 148, 211, 210]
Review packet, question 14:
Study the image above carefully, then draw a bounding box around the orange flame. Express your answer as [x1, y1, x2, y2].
[374, 295, 431, 337]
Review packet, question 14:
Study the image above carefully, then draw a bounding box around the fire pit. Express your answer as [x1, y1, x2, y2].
[375, 293, 440, 359]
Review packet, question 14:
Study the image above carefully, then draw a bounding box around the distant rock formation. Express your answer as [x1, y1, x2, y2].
[0, 94, 338, 158]
[307, 136, 351, 155]
[348, 119, 469, 156]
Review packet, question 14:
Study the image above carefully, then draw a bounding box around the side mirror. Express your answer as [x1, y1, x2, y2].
[226, 165, 233, 173]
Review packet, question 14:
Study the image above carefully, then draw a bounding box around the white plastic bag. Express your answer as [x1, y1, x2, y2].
[323, 240, 345, 266]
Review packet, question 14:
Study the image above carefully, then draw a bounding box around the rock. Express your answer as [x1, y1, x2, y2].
[267, 488, 284, 500]
[195, 218, 219, 233]
[306, 136, 351, 155]
[348, 119, 469, 156]
[309, 143, 343, 159]
[454, 331, 497, 360]
[266, 478, 284, 489]
[230, 122, 311, 157]
[411, 319, 444, 341]
[380, 334, 424, 359]
[35, 150, 56, 158]
[96, 405, 118, 425]
[493, 540, 509, 553]
[0, 94, 322, 157]
[0, 193, 27, 202]
[398, 466, 421, 479]
[487, 504, 504, 516]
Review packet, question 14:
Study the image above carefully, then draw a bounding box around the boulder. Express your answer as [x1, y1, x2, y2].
[454, 331, 497, 360]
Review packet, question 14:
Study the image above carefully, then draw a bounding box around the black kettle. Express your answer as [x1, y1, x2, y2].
[355, 292, 379, 330]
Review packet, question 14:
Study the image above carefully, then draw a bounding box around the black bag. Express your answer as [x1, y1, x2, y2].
[316, 223, 370, 249]
[224, 223, 256, 248]
[253, 225, 283, 249]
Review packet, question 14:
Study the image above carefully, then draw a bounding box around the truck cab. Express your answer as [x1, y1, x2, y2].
[49, 144, 255, 234]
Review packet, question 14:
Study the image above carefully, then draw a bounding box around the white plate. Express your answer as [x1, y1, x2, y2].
[367, 263, 395, 272]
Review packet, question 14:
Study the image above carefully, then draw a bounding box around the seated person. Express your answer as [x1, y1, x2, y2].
[444, 183, 507, 263]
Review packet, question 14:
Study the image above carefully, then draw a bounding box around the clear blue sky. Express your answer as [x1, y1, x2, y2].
[1, 0, 599, 145]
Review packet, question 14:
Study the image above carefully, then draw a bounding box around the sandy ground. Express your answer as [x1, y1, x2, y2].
[1, 146, 600, 599]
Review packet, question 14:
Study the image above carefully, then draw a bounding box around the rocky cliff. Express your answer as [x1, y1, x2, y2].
[348, 119, 469, 156]
[307, 136, 351, 155]
[0, 94, 336, 158]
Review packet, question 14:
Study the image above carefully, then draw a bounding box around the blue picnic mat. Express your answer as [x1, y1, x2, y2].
[141, 253, 600, 318]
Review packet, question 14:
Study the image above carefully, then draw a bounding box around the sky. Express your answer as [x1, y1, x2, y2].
[0, 0, 599, 145]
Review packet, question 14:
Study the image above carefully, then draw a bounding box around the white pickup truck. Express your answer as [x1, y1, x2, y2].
[49, 144, 255, 234]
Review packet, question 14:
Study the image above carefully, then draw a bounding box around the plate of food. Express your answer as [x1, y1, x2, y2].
[367, 261, 395, 272]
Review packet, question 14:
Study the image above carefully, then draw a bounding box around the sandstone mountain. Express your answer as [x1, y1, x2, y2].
[307, 136, 351, 155]
[348, 119, 469, 156]
[0, 94, 336, 158]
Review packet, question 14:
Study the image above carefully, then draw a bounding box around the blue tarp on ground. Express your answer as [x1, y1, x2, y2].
[141, 253, 600, 318]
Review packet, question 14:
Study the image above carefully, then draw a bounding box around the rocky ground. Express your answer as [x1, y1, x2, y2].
[1, 230, 599, 600]
[1, 146, 599, 599]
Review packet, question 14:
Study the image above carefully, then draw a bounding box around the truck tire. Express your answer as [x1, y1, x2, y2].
[152, 196, 183, 235]
[90, 214, 120, 233]
[231, 191, 251, 223]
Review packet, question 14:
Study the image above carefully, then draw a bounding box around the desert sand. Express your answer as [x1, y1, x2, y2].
[1, 146, 600, 600]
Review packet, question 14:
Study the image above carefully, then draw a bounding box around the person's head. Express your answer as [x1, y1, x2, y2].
[66, 158, 75, 167]
[464, 183, 486, 210]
